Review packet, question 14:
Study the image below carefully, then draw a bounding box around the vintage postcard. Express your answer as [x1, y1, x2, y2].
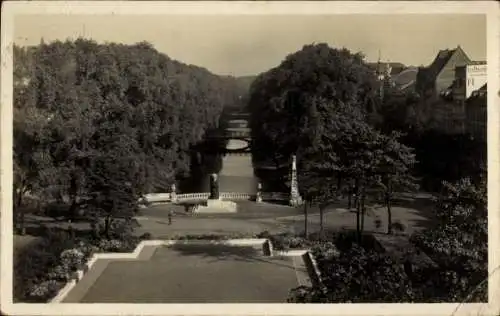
[1, 1, 499, 316]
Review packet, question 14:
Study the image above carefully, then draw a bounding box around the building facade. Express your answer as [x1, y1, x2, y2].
[453, 62, 487, 103]
[416, 46, 471, 99]
[465, 84, 487, 141]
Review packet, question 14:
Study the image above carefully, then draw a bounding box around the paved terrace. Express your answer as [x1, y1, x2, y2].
[61, 242, 311, 303]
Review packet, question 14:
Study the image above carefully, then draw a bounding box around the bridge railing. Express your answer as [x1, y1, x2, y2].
[177, 193, 210, 202]
[224, 152, 251, 156]
[141, 193, 172, 203]
[220, 192, 254, 201]
[140, 191, 290, 205]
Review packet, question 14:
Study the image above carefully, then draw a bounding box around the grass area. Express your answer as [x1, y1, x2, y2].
[14, 235, 42, 251]
[76, 244, 302, 303]
[142, 200, 302, 219]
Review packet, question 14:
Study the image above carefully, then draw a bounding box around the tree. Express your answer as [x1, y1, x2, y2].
[248, 43, 379, 168]
[372, 131, 418, 234]
[410, 175, 487, 301]
[296, 97, 384, 239]
[13, 39, 241, 233]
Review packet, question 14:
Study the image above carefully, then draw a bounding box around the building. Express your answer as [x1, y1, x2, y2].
[416, 46, 471, 99]
[368, 61, 410, 100]
[392, 67, 419, 94]
[452, 61, 487, 103]
[465, 83, 487, 141]
[368, 62, 407, 80]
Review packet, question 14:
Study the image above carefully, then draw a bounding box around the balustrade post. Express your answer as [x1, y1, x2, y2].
[256, 183, 263, 203]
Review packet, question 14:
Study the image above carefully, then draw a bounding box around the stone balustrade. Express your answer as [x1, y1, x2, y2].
[140, 191, 289, 205]
[176, 193, 210, 202]
[220, 192, 253, 200]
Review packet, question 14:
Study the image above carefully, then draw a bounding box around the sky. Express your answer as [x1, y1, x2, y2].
[14, 14, 486, 77]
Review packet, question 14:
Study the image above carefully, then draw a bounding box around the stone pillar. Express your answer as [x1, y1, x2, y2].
[256, 182, 262, 203]
[289, 155, 303, 206]
[171, 183, 178, 203]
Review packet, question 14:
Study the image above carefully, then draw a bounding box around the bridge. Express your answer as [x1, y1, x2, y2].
[204, 113, 252, 155]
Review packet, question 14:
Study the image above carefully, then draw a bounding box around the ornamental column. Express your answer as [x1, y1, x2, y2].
[289, 155, 303, 207]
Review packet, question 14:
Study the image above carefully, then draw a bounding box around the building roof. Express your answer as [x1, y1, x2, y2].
[469, 60, 487, 65]
[367, 62, 407, 76]
[393, 67, 418, 90]
[416, 46, 471, 93]
[426, 49, 456, 80]
[469, 83, 487, 99]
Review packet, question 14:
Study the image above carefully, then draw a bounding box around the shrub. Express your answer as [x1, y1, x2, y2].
[310, 243, 415, 302]
[172, 233, 259, 241]
[264, 232, 310, 251]
[14, 223, 148, 303]
[60, 248, 85, 268]
[310, 241, 340, 262]
[46, 265, 73, 282]
[97, 239, 130, 252]
[28, 280, 63, 302]
[391, 221, 406, 233]
[288, 285, 325, 303]
[409, 177, 487, 302]
[14, 229, 76, 302]
[139, 232, 153, 240]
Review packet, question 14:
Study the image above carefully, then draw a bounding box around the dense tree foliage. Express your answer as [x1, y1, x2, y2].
[288, 174, 487, 303]
[13, 39, 241, 233]
[248, 44, 419, 238]
[376, 87, 486, 190]
[411, 176, 487, 302]
[248, 43, 379, 168]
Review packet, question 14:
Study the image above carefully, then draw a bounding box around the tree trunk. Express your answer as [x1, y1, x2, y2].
[386, 194, 393, 234]
[319, 205, 324, 234]
[356, 201, 361, 242]
[386, 178, 393, 234]
[355, 179, 361, 241]
[68, 199, 78, 221]
[15, 184, 25, 235]
[304, 201, 308, 237]
[360, 186, 366, 233]
[15, 186, 23, 209]
[104, 216, 111, 239]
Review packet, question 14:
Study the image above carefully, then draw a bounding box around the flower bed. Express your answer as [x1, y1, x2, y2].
[14, 228, 150, 303]
[256, 229, 383, 253]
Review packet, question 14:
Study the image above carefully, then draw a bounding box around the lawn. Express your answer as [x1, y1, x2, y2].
[65, 244, 306, 303]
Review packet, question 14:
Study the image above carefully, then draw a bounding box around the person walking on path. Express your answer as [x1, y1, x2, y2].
[168, 209, 174, 225]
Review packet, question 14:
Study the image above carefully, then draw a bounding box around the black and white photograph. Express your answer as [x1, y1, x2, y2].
[1, 2, 499, 315]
